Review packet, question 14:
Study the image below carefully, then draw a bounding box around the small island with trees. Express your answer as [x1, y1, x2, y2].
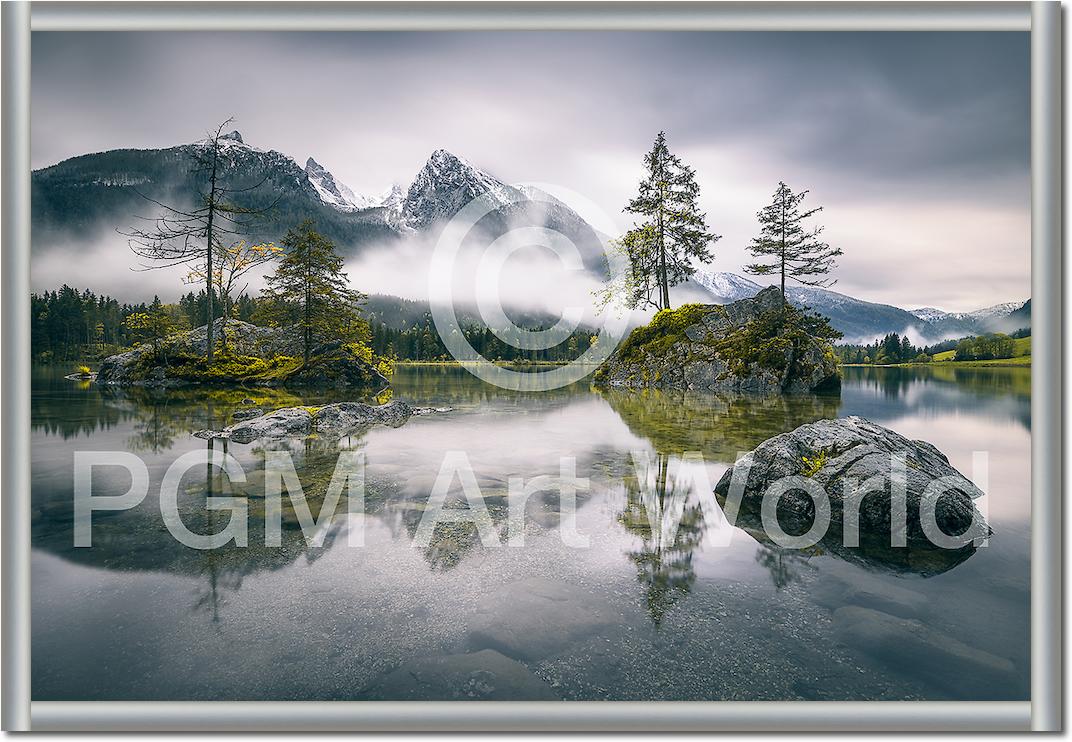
[595, 132, 843, 394]
[86, 122, 395, 391]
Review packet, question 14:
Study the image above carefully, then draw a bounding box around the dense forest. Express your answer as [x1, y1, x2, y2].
[30, 285, 596, 365]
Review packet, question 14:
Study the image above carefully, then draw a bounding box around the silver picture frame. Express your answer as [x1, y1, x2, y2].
[2, 0, 1062, 731]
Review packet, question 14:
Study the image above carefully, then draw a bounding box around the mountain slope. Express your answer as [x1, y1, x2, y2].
[31, 138, 604, 266]
[32, 132, 396, 251]
[305, 157, 378, 210]
[690, 270, 1027, 343]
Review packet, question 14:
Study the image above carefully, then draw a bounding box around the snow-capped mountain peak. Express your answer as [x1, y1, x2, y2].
[963, 301, 1025, 322]
[378, 183, 406, 212]
[195, 129, 261, 153]
[909, 307, 950, 323]
[400, 149, 521, 230]
[305, 157, 377, 211]
[690, 270, 763, 302]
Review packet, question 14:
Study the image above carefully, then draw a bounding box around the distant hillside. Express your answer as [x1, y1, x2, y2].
[690, 270, 1028, 344]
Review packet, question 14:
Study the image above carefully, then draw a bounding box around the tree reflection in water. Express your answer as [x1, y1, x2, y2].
[753, 544, 814, 591]
[619, 452, 707, 626]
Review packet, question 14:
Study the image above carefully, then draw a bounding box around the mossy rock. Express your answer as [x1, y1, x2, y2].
[596, 287, 840, 394]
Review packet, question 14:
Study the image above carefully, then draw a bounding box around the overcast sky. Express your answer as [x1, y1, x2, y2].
[32, 31, 1029, 311]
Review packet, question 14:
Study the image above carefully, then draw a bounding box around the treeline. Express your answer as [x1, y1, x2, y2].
[952, 333, 1017, 361]
[835, 333, 932, 365]
[32, 286, 156, 362]
[836, 329, 1028, 365]
[31, 285, 244, 362]
[32, 286, 595, 365]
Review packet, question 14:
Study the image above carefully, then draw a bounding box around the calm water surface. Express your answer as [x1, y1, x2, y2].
[31, 364, 1030, 701]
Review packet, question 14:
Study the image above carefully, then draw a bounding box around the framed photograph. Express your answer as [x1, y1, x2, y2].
[2, 0, 1062, 732]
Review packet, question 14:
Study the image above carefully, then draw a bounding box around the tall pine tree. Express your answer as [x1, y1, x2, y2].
[745, 182, 842, 305]
[259, 220, 368, 364]
[620, 132, 718, 311]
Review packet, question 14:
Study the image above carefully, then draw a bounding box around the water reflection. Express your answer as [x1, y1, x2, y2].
[754, 545, 814, 591]
[720, 488, 979, 580]
[842, 366, 1030, 431]
[601, 387, 841, 463]
[30, 364, 1031, 701]
[619, 453, 706, 625]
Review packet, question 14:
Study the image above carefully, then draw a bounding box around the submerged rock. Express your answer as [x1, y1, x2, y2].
[467, 577, 616, 661]
[832, 606, 1018, 699]
[714, 416, 989, 573]
[360, 649, 558, 701]
[595, 286, 840, 394]
[196, 399, 421, 444]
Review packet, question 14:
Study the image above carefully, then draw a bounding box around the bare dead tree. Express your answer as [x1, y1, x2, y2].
[121, 118, 277, 363]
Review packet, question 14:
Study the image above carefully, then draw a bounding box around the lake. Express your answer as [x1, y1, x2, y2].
[30, 364, 1031, 701]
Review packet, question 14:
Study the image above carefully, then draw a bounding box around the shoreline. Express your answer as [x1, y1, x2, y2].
[841, 358, 1031, 369]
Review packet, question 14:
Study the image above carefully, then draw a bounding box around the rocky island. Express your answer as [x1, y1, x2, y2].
[96, 318, 388, 390]
[595, 287, 840, 394]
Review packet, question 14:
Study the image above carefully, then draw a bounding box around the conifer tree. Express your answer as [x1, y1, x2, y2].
[745, 182, 842, 305]
[618, 132, 718, 311]
[259, 220, 368, 364]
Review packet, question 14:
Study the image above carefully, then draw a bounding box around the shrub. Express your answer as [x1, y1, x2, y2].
[800, 450, 828, 477]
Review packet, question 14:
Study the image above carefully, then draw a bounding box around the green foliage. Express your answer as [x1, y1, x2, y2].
[31, 285, 163, 363]
[800, 450, 828, 478]
[258, 220, 371, 363]
[607, 304, 709, 368]
[954, 333, 1017, 362]
[122, 297, 189, 361]
[836, 332, 924, 366]
[745, 181, 842, 297]
[611, 131, 719, 311]
[840, 332, 1030, 367]
[711, 304, 841, 378]
[596, 300, 840, 385]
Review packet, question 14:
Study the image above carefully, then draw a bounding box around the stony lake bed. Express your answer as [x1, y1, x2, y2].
[30, 364, 1030, 701]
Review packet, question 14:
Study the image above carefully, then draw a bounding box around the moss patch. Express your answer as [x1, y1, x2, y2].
[597, 304, 712, 381]
[137, 349, 305, 384]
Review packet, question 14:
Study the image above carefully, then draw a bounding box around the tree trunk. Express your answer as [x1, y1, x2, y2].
[205, 140, 219, 365]
[220, 293, 229, 355]
[779, 193, 787, 324]
[303, 251, 312, 365]
[657, 168, 670, 311]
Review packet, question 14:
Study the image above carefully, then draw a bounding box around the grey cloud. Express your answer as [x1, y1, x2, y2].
[31, 30, 1029, 311]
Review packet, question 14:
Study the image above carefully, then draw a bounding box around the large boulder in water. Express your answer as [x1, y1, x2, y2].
[714, 416, 989, 573]
[595, 286, 840, 394]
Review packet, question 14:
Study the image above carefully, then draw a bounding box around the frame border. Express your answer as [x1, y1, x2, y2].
[1030, 0, 1063, 732]
[2, 0, 1060, 732]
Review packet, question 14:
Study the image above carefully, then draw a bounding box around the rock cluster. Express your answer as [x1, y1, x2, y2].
[196, 399, 418, 444]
